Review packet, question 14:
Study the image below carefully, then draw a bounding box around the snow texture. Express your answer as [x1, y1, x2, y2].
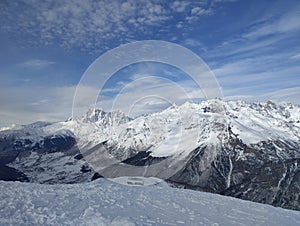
[0, 178, 299, 225]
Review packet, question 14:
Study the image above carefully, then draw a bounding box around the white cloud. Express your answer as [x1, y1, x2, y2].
[17, 59, 55, 70]
[1, 0, 229, 52]
[191, 7, 213, 16]
[172, 1, 190, 13]
[176, 21, 184, 29]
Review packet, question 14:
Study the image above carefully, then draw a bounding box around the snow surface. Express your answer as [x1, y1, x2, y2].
[0, 178, 299, 226]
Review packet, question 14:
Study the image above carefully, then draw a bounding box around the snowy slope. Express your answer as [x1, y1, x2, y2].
[0, 178, 299, 226]
[227, 101, 300, 145]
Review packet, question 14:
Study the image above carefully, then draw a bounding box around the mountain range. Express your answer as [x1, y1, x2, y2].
[0, 99, 299, 210]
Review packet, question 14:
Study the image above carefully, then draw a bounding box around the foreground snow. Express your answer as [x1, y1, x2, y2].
[0, 179, 299, 226]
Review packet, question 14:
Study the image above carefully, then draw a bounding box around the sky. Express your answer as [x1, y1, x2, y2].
[0, 0, 300, 127]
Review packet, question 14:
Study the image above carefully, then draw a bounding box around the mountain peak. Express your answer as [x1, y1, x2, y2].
[82, 108, 131, 128]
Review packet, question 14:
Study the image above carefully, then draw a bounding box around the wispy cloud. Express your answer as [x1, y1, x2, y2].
[225, 87, 300, 105]
[213, 54, 300, 96]
[181, 38, 207, 52]
[203, 2, 300, 99]
[242, 10, 300, 39]
[205, 3, 300, 61]
[291, 53, 300, 59]
[17, 59, 55, 70]
[0, 85, 99, 126]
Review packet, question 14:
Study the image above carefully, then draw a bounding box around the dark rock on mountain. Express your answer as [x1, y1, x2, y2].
[0, 165, 29, 182]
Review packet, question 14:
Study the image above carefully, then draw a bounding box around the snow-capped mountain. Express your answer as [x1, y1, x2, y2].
[0, 99, 299, 210]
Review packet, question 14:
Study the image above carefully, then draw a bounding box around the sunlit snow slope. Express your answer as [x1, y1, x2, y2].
[0, 178, 299, 226]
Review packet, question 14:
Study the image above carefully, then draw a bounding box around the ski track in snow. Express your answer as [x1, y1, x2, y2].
[0, 179, 299, 226]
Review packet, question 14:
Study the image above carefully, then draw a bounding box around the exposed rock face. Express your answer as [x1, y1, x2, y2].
[168, 134, 300, 210]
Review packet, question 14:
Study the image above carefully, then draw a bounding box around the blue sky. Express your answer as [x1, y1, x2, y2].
[0, 0, 300, 126]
